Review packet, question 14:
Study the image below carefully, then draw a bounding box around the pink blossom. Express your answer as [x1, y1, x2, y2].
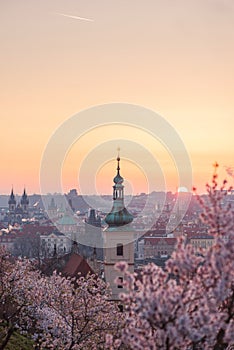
[112, 171, 234, 349]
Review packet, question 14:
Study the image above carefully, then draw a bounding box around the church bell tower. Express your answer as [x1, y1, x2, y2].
[103, 152, 135, 300]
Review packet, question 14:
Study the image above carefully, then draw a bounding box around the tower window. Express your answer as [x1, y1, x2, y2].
[117, 243, 123, 256]
[118, 304, 124, 312]
[117, 277, 123, 288]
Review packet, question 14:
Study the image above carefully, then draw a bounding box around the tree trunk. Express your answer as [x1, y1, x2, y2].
[0, 326, 14, 350]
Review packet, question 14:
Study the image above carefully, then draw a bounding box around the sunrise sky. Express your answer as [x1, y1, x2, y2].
[0, 0, 234, 195]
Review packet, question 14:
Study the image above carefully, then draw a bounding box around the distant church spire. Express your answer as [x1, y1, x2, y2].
[21, 188, 29, 204]
[8, 187, 16, 210]
[21, 188, 28, 200]
[105, 151, 133, 227]
[21, 188, 29, 213]
[9, 188, 16, 204]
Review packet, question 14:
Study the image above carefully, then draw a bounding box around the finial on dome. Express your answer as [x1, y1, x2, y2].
[113, 147, 123, 184]
[117, 147, 120, 172]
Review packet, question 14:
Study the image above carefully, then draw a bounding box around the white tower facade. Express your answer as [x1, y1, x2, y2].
[103, 153, 135, 300]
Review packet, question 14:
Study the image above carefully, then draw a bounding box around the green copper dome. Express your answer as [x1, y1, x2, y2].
[57, 213, 77, 225]
[105, 153, 133, 227]
[113, 173, 123, 184]
[105, 207, 133, 226]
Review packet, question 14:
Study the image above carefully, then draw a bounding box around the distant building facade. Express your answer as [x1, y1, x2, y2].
[144, 237, 177, 259]
[188, 234, 214, 253]
[0, 234, 16, 251]
[40, 231, 71, 257]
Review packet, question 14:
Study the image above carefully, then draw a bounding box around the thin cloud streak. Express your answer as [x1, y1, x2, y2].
[56, 12, 94, 22]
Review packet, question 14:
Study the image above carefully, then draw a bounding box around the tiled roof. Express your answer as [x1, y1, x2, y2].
[186, 232, 211, 239]
[21, 224, 56, 235]
[62, 253, 94, 277]
[189, 234, 214, 240]
[144, 237, 177, 245]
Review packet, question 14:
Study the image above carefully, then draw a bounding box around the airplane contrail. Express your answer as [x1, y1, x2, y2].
[56, 12, 94, 22]
[224, 165, 234, 178]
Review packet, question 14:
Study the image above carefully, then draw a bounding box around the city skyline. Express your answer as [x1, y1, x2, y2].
[1, 0, 234, 195]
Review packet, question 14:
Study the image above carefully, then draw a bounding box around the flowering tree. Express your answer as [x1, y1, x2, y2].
[110, 166, 234, 350]
[32, 272, 124, 349]
[0, 248, 124, 349]
[0, 249, 41, 349]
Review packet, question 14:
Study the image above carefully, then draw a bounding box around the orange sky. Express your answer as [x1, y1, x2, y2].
[0, 0, 234, 195]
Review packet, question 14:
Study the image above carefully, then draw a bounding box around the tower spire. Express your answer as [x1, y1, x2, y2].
[8, 187, 16, 212]
[21, 187, 29, 213]
[9, 188, 16, 202]
[105, 151, 133, 227]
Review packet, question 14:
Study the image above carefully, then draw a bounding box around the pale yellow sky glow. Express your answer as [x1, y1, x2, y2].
[0, 0, 234, 195]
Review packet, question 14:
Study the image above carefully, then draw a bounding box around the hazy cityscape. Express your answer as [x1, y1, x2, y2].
[1, 183, 233, 265]
[1, 0, 234, 349]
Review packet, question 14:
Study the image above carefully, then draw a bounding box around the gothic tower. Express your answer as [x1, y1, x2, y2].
[20, 188, 29, 214]
[103, 153, 135, 300]
[8, 188, 16, 213]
